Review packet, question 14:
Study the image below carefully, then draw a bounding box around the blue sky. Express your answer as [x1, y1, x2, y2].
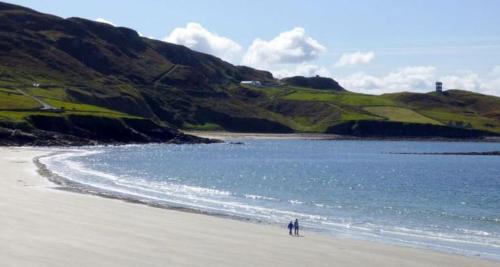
[7, 0, 500, 95]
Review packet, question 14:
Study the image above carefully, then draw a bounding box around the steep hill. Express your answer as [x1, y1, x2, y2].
[0, 1, 499, 143]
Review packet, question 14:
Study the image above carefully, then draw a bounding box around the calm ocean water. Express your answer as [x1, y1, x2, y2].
[41, 140, 500, 259]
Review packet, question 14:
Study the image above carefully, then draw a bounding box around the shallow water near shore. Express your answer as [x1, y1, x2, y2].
[40, 140, 500, 260]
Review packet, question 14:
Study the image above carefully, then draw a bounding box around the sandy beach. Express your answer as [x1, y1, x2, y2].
[0, 147, 497, 267]
[185, 131, 346, 141]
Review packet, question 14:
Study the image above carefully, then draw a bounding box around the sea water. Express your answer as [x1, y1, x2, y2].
[41, 140, 500, 260]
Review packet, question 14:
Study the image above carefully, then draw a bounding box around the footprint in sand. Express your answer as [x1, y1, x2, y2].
[16, 179, 29, 186]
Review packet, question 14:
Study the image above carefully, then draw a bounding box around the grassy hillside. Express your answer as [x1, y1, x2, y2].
[363, 107, 441, 125]
[0, 90, 40, 110]
[0, 1, 499, 140]
[232, 85, 500, 134]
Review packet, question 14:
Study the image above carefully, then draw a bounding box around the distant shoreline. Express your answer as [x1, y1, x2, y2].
[185, 131, 500, 142]
[389, 151, 500, 156]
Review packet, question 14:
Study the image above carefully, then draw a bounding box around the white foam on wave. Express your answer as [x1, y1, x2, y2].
[41, 149, 326, 224]
[386, 227, 500, 248]
[244, 194, 279, 201]
[317, 221, 500, 261]
[289, 200, 304, 205]
[128, 178, 233, 198]
[313, 202, 332, 208]
[44, 150, 233, 200]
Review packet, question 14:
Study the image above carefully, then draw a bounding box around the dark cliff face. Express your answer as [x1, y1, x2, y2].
[0, 114, 213, 146]
[281, 76, 345, 91]
[326, 120, 499, 138]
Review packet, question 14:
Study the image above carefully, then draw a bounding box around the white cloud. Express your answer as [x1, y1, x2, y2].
[482, 79, 500, 96]
[339, 66, 436, 94]
[272, 64, 331, 78]
[164, 23, 242, 62]
[440, 73, 482, 91]
[477, 66, 500, 95]
[95, 18, 116, 26]
[335, 51, 375, 67]
[242, 27, 326, 68]
[161, 24, 327, 77]
[437, 67, 500, 95]
[338, 66, 500, 96]
[491, 65, 500, 75]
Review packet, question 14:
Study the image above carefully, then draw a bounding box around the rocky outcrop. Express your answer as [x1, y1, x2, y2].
[0, 114, 214, 146]
[326, 120, 498, 138]
[281, 76, 345, 91]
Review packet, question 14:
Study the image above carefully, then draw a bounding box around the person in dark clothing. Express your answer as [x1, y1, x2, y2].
[287, 221, 293, 235]
[294, 219, 299, 236]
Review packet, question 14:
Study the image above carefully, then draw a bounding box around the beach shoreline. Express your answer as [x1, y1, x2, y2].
[1, 146, 498, 267]
[33, 149, 263, 223]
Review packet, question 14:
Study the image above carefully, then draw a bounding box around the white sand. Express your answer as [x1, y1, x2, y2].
[0, 147, 497, 267]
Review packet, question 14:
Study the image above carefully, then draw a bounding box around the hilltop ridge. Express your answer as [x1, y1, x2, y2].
[281, 76, 345, 91]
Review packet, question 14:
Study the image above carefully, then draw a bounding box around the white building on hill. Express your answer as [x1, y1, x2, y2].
[240, 80, 262, 87]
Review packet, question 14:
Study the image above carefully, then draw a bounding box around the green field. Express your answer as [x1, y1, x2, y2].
[282, 90, 394, 106]
[43, 99, 132, 117]
[339, 110, 380, 121]
[363, 106, 441, 124]
[0, 111, 59, 122]
[0, 90, 40, 110]
[26, 87, 68, 100]
[421, 109, 500, 132]
[0, 88, 138, 124]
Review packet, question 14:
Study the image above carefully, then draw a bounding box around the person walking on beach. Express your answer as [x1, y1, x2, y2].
[294, 219, 299, 236]
[287, 221, 293, 235]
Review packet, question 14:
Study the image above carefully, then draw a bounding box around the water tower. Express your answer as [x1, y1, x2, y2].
[435, 82, 443, 93]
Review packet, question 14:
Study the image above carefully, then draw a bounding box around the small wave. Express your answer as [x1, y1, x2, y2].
[41, 150, 327, 224]
[48, 154, 233, 199]
[456, 228, 492, 237]
[244, 194, 278, 201]
[289, 199, 304, 205]
[313, 202, 332, 208]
